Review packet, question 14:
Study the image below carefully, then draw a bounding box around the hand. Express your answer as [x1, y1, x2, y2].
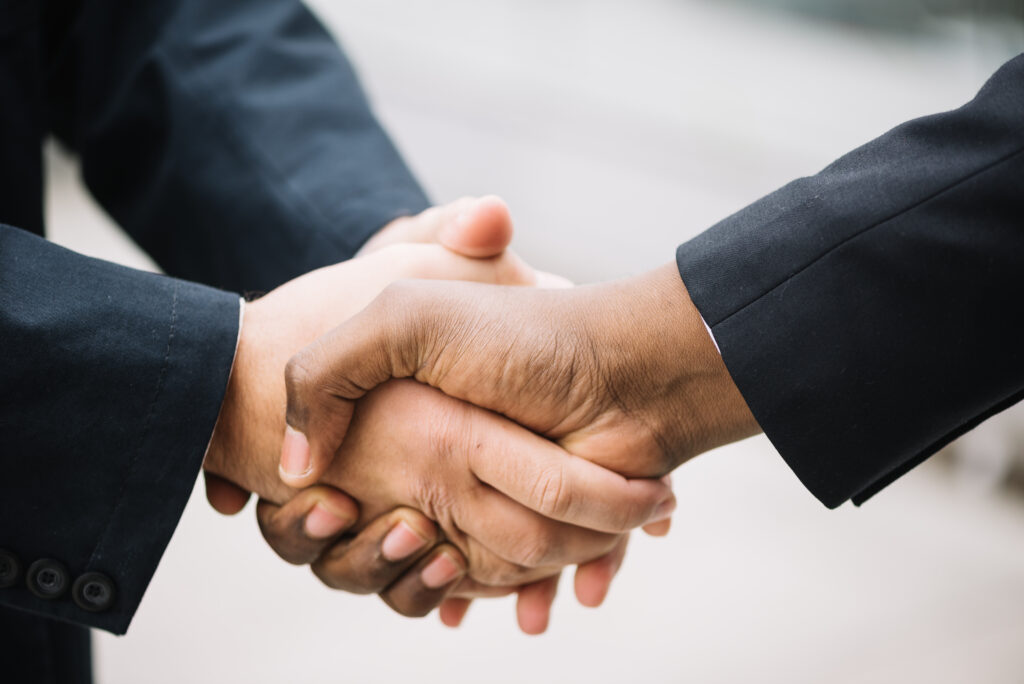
[204, 197, 548, 501]
[254, 488, 655, 634]
[204, 199, 670, 631]
[255, 488, 475, 619]
[256, 199, 524, 624]
[280, 263, 761, 487]
[212, 366, 672, 607]
[204, 197, 529, 622]
[286, 379, 669, 578]
[203, 195, 521, 515]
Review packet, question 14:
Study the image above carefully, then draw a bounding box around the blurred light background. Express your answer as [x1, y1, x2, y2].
[42, 1, 1024, 682]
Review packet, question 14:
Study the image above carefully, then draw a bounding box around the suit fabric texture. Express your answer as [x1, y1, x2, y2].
[677, 53, 1024, 508]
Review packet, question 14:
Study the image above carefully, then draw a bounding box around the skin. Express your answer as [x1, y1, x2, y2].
[266, 378, 666, 583]
[204, 198, 674, 632]
[202, 198, 512, 515]
[279, 261, 762, 500]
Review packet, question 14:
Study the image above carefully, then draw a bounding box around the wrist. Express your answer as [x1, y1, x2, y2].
[206, 297, 294, 502]
[651, 262, 759, 462]
[590, 263, 759, 472]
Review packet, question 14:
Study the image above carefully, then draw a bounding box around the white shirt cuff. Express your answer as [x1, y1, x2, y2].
[700, 313, 721, 355]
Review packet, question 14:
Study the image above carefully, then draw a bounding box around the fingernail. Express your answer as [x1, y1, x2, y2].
[304, 503, 350, 539]
[420, 552, 462, 588]
[648, 497, 677, 524]
[280, 426, 312, 480]
[381, 521, 429, 561]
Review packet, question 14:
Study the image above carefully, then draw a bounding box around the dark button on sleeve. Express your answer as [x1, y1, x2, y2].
[0, 549, 21, 588]
[26, 559, 70, 599]
[72, 572, 116, 613]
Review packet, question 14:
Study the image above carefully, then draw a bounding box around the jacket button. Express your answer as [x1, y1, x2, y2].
[26, 559, 70, 599]
[0, 549, 21, 589]
[72, 572, 116, 613]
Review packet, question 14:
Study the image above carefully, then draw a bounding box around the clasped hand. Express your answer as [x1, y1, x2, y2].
[204, 197, 677, 634]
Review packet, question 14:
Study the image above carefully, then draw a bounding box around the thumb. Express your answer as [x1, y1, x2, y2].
[438, 195, 513, 258]
[279, 285, 431, 487]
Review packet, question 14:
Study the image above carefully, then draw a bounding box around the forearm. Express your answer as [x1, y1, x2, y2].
[563, 263, 759, 476]
[205, 295, 294, 504]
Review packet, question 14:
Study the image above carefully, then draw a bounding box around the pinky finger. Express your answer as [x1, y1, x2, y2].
[574, 535, 629, 608]
[516, 574, 560, 635]
[439, 598, 473, 628]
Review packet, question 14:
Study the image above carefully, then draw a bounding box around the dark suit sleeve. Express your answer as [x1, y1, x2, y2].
[0, 225, 239, 634]
[45, 0, 430, 293]
[675, 53, 1024, 508]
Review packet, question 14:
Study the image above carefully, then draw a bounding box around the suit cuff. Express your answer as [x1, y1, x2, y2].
[0, 229, 241, 633]
[97, 279, 239, 634]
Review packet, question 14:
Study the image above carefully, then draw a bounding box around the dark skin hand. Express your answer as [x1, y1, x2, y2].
[279, 262, 760, 492]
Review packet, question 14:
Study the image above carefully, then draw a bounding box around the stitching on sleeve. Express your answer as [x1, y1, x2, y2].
[713, 144, 1024, 327]
[87, 282, 179, 573]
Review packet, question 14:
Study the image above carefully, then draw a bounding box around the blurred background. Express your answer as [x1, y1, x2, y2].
[42, 0, 1024, 682]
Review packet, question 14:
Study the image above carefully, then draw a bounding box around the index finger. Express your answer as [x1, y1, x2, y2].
[463, 409, 675, 533]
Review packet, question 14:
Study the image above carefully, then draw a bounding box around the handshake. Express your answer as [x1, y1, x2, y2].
[203, 196, 760, 633]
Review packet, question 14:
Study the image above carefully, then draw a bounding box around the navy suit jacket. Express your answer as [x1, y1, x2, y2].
[678, 53, 1024, 508]
[0, 0, 427, 680]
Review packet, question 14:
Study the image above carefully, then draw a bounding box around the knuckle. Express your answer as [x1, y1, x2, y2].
[263, 532, 317, 566]
[279, 546, 317, 566]
[608, 495, 643, 533]
[530, 465, 572, 520]
[311, 561, 373, 594]
[393, 508, 439, 546]
[466, 539, 547, 584]
[513, 532, 556, 569]
[255, 500, 277, 531]
[256, 509, 313, 565]
[374, 282, 430, 371]
[428, 399, 472, 465]
[381, 593, 435, 619]
[470, 556, 526, 587]
[313, 545, 401, 595]
[284, 352, 316, 402]
[408, 403, 474, 523]
[310, 563, 346, 591]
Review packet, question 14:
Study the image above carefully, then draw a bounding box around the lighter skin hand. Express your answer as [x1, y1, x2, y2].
[202, 195, 521, 514]
[286, 378, 668, 588]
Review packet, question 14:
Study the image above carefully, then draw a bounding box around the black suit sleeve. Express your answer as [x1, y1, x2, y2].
[44, 0, 430, 293]
[0, 225, 239, 634]
[0, 0, 432, 637]
[675, 53, 1024, 508]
